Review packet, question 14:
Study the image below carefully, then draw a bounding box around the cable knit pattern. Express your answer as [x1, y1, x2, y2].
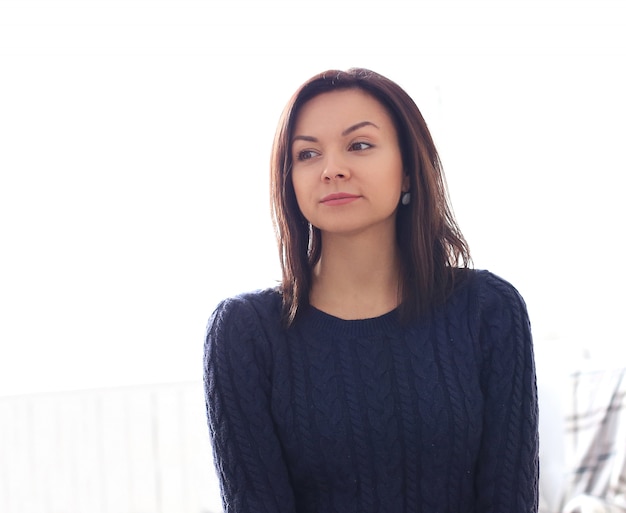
[204, 269, 539, 513]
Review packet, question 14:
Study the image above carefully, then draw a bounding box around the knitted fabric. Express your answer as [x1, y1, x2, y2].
[204, 269, 539, 513]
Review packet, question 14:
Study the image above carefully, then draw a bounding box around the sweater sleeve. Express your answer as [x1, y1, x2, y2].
[474, 273, 539, 513]
[204, 296, 296, 513]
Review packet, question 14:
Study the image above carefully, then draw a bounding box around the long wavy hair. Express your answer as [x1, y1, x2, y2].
[270, 68, 471, 326]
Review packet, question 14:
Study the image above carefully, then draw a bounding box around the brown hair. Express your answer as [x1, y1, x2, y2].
[270, 68, 471, 325]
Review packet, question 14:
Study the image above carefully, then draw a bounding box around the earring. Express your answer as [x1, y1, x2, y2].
[401, 192, 411, 205]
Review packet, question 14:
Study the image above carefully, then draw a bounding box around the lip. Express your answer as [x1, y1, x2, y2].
[320, 193, 361, 206]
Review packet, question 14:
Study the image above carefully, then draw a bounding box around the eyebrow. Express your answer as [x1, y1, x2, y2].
[292, 121, 380, 143]
[341, 121, 379, 136]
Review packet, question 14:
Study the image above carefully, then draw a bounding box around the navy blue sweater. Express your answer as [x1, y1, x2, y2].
[204, 270, 539, 513]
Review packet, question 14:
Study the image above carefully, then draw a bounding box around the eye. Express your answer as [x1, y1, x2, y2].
[349, 141, 372, 152]
[296, 149, 320, 161]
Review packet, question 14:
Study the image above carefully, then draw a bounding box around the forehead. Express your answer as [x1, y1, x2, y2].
[293, 89, 394, 133]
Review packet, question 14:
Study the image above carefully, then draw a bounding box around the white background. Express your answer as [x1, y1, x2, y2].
[1, 0, 625, 397]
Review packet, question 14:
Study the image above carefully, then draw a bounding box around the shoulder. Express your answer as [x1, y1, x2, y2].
[460, 269, 533, 359]
[204, 288, 283, 376]
[207, 288, 282, 338]
[209, 288, 281, 327]
[457, 268, 528, 317]
[445, 269, 531, 347]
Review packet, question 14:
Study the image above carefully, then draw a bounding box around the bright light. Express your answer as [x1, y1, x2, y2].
[1, 0, 625, 396]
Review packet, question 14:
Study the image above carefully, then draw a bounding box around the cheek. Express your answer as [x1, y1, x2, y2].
[387, 164, 405, 193]
[291, 172, 310, 214]
[381, 168, 406, 210]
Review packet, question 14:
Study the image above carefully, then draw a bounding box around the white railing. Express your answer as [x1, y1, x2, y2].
[0, 381, 222, 513]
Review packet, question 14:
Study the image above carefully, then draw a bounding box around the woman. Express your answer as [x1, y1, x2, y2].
[204, 68, 539, 513]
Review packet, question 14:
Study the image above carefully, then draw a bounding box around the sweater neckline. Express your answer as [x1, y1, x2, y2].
[299, 304, 401, 338]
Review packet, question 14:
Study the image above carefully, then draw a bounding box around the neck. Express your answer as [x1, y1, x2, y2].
[310, 228, 402, 320]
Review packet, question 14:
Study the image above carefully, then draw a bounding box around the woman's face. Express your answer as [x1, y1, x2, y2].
[291, 89, 408, 238]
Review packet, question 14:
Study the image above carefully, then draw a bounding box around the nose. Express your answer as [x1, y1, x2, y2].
[321, 155, 350, 182]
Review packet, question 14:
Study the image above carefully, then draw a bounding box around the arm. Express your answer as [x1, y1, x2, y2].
[475, 273, 540, 513]
[204, 297, 296, 513]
